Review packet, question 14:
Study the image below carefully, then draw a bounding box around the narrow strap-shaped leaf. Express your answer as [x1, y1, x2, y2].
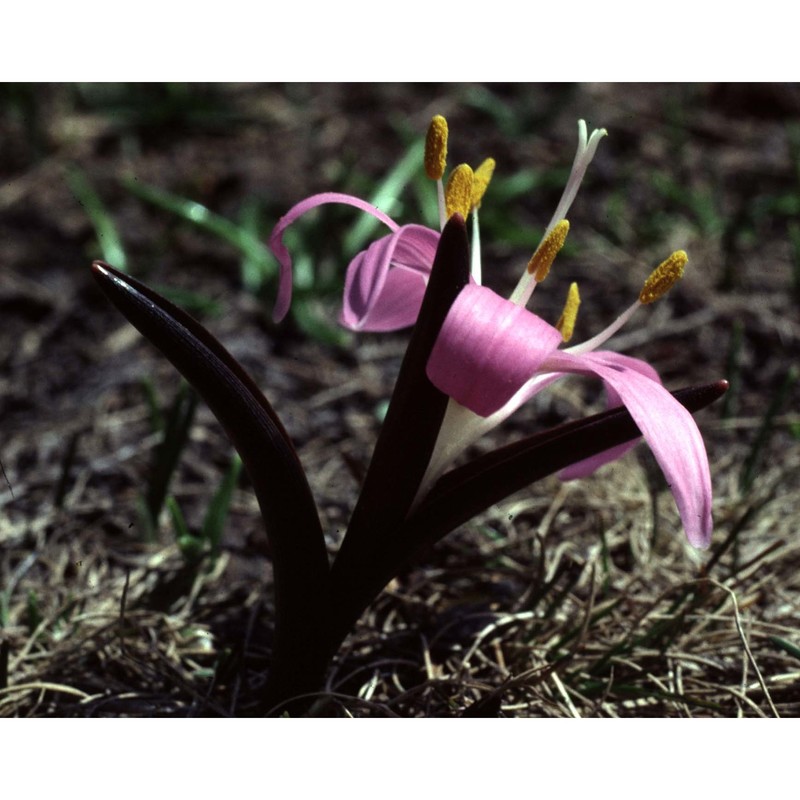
[145, 382, 197, 524]
[323, 217, 470, 672]
[323, 381, 727, 647]
[91, 262, 330, 700]
[337, 216, 471, 553]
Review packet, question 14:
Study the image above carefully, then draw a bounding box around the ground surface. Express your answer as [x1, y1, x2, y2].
[1, 83, 799, 716]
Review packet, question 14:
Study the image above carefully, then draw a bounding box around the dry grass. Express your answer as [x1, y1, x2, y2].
[2, 366, 797, 717]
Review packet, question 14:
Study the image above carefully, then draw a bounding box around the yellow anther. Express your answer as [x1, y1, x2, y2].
[425, 115, 449, 181]
[471, 158, 496, 210]
[527, 220, 570, 282]
[445, 163, 474, 220]
[556, 282, 581, 342]
[639, 250, 688, 304]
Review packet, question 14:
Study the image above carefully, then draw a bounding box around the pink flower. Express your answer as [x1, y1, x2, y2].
[269, 117, 714, 548]
[423, 279, 713, 549]
[269, 192, 440, 332]
[269, 116, 605, 333]
[268, 117, 491, 332]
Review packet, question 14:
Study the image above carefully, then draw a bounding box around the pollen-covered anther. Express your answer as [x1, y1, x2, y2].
[471, 158, 496, 211]
[445, 164, 475, 220]
[527, 219, 570, 281]
[639, 250, 688, 304]
[556, 282, 581, 342]
[425, 115, 449, 181]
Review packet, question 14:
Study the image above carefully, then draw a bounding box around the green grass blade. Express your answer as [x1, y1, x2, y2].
[26, 590, 42, 634]
[167, 495, 191, 540]
[201, 454, 243, 558]
[122, 176, 275, 284]
[168, 496, 206, 563]
[141, 378, 165, 434]
[66, 165, 127, 269]
[343, 139, 424, 255]
[238, 198, 270, 293]
[291, 296, 351, 347]
[152, 285, 222, 317]
[770, 636, 800, 661]
[145, 383, 198, 524]
[721, 321, 743, 419]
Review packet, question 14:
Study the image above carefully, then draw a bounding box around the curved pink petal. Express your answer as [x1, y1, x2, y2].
[544, 350, 713, 548]
[340, 224, 440, 331]
[426, 287, 711, 544]
[558, 352, 662, 479]
[269, 192, 401, 323]
[427, 285, 563, 417]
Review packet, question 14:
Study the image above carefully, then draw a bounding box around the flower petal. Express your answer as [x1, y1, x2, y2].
[543, 350, 713, 547]
[269, 192, 400, 323]
[558, 352, 662, 479]
[427, 285, 563, 417]
[340, 224, 440, 331]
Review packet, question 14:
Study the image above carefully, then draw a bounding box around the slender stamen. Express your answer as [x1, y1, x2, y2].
[469, 159, 495, 285]
[471, 158, 495, 211]
[436, 180, 447, 231]
[568, 251, 688, 355]
[424, 115, 448, 181]
[509, 219, 570, 308]
[471, 211, 482, 284]
[545, 120, 607, 236]
[556, 282, 581, 342]
[639, 250, 687, 304]
[445, 164, 474, 220]
[510, 121, 606, 307]
[526, 219, 570, 282]
[567, 300, 639, 355]
[425, 115, 449, 230]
